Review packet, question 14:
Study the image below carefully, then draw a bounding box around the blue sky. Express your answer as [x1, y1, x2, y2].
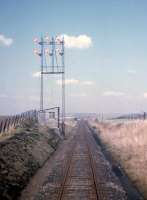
[1, 0, 147, 114]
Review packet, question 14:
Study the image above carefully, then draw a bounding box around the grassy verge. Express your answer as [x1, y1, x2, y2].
[91, 120, 147, 199]
[0, 121, 61, 200]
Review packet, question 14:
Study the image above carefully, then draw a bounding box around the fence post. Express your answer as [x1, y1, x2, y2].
[6, 118, 11, 132]
[34, 110, 38, 123]
[3, 119, 8, 133]
[0, 121, 3, 134]
[57, 107, 60, 129]
[143, 112, 146, 120]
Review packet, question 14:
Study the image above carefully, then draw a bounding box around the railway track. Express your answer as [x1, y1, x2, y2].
[55, 121, 127, 200]
[20, 121, 127, 200]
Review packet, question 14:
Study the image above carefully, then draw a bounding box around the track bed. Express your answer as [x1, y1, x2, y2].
[20, 121, 127, 200]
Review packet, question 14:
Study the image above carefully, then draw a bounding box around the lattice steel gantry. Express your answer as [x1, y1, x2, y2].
[34, 35, 65, 136]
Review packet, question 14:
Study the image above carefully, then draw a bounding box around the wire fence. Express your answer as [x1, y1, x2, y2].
[0, 110, 38, 134]
[112, 112, 147, 121]
[0, 107, 61, 135]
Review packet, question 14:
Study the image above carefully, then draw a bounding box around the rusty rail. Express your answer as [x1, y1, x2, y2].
[57, 137, 77, 200]
[86, 133, 105, 199]
[56, 123, 104, 200]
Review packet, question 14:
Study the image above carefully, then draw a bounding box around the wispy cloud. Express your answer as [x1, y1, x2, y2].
[60, 34, 92, 49]
[128, 69, 136, 75]
[0, 93, 39, 102]
[81, 81, 94, 86]
[103, 91, 125, 97]
[32, 71, 41, 77]
[56, 78, 94, 86]
[70, 93, 87, 97]
[143, 93, 147, 98]
[0, 34, 13, 46]
[56, 78, 80, 85]
[33, 73, 95, 87]
[0, 94, 8, 98]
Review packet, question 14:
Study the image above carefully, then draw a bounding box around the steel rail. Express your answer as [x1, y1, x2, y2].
[85, 127, 105, 200]
[56, 123, 105, 200]
[56, 137, 77, 200]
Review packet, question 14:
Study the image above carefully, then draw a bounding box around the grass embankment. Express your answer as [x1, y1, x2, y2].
[0, 120, 61, 200]
[91, 120, 147, 199]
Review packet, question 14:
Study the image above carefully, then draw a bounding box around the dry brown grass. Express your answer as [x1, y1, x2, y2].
[91, 120, 147, 199]
[0, 120, 35, 141]
[0, 127, 17, 141]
